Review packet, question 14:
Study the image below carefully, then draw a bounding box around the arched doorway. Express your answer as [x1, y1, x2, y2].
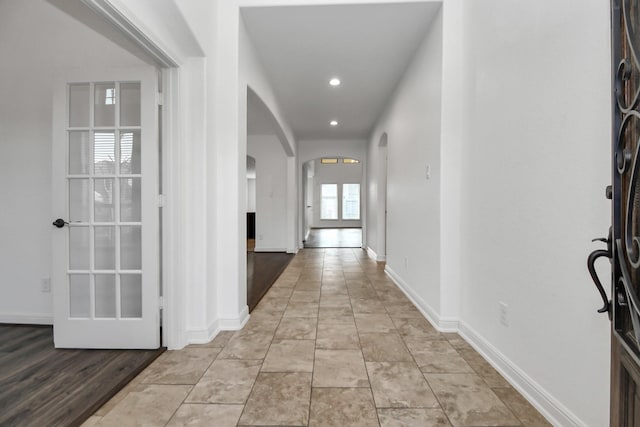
[302, 156, 363, 248]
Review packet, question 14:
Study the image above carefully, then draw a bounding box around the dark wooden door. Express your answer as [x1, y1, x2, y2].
[609, 1, 640, 424]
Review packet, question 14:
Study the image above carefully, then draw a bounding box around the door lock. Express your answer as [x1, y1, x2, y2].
[52, 218, 69, 228]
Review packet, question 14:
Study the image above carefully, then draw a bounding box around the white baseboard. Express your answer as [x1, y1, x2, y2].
[384, 266, 457, 332]
[366, 246, 387, 262]
[187, 305, 249, 345]
[287, 247, 299, 254]
[458, 322, 585, 427]
[0, 313, 53, 325]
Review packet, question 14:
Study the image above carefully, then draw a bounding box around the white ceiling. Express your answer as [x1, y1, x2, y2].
[241, 2, 441, 140]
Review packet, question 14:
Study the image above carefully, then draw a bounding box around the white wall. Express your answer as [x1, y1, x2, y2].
[0, 0, 154, 324]
[247, 179, 256, 212]
[311, 159, 363, 228]
[368, 7, 443, 317]
[457, 1, 611, 425]
[247, 134, 288, 251]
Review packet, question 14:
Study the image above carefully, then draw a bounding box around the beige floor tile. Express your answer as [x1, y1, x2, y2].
[98, 384, 192, 427]
[316, 322, 360, 350]
[80, 415, 102, 427]
[253, 298, 288, 313]
[349, 288, 381, 299]
[351, 297, 387, 314]
[355, 313, 396, 333]
[313, 349, 369, 387]
[359, 333, 414, 362]
[186, 359, 261, 404]
[290, 289, 321, 303]
[274, 317, 317, 340]
[366, 362, 439, 408]
[188, 331, 235, 348]
[167, 404, 244, 427]
[442, 333, 473, 350]
[384, 303, 425, 319]
[94, 371, 146, 416]
[320, 293, 352, 306]
[377, 408, 452, 427]
[239, 372, 312, 426]
[297, 280, 322, 288]
[392, 317, 441, 339]
[142, 348, 219, 385]
[403, 339, 474, 374]
[318, 306, 355, 322]
[283, 301, 319, 318]
[425, 373, 520, 426]
[262, 286, 294, 299]
[493, 387, 551, 426]
[262, 339, 315, 372]
[217, 332, 274, 360]
[309, 388, 379, 427]
[457, 348, 511, 388]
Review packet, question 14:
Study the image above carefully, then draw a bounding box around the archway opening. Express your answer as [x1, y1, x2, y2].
[302, 156, 363, 248]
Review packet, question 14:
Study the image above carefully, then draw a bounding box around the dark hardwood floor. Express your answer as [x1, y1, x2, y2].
[304, 227, 363, 248]
[247, 251, 294, 312]
[0, 324, 164, 427]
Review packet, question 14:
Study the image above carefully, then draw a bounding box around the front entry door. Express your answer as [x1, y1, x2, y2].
[51, 68, 159, 349]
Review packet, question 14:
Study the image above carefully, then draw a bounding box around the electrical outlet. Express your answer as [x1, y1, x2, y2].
[258, 234, 264, 241]
[403, 257, 409, 270]
[41, 277, 51, 293]
[499, 302, 508, 327]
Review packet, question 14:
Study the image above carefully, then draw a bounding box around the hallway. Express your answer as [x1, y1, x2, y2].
[83, 249, 549, 426]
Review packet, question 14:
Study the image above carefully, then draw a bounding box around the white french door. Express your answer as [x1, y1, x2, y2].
[52, 68, 159, 349]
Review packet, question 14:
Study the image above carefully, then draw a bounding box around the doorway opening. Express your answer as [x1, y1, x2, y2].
[302, 157, 363, 248]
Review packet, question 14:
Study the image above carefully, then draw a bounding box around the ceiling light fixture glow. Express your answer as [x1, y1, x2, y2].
[330, 120, 338, 126]
[329, 78, 341, 86]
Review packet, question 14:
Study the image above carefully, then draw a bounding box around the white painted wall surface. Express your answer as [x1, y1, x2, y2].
[311, 159, 363, 228]
[457, 1, 611, 425]
[247, 135, 288, 251]
[0, 1, 153, 324]
[247, 179, 257, 212]
[368, 7, 443, 318]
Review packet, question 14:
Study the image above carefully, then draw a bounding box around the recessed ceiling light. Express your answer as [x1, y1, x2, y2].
[330, 120, 338, 126]
[329, 78, 341, 86]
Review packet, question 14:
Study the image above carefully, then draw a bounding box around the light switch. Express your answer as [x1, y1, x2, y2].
[426, 164, 431, 180]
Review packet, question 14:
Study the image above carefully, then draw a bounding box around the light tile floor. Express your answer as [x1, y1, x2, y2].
[83, 248, 551, 427]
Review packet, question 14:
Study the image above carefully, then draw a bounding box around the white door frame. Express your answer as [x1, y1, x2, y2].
[79, 0, 185, 349]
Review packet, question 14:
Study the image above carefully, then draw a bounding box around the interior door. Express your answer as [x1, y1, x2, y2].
[51, 67, 159, 349]
[606, 0, 640, 423]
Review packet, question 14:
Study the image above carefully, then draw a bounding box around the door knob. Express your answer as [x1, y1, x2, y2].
[52, 218, 69, 228]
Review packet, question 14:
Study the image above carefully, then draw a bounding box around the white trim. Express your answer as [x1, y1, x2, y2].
[187, 320, 220, 345]
[186, 306, 250, 345]
[219, 305, 250, 330]
[458, 321, 585, 427]
[287, 247, 299, 254]
[366, 246, 386, 262]
[81, 0, 180, 67]
[384, 265, 458, 332]
[254, 247, 288, 252]
[0, 313, 53, 325]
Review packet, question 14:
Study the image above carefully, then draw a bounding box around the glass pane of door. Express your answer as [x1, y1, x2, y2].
[66, 81, 144, 320]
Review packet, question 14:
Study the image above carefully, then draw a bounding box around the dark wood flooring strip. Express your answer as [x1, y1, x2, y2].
[247, 252, 294, 312]
[0, 325, 164, 427]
